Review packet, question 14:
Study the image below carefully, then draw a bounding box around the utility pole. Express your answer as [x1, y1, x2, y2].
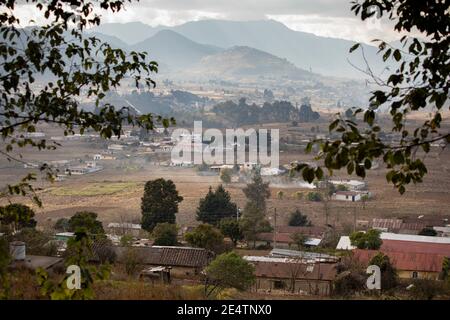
[273, 208, 277, 249]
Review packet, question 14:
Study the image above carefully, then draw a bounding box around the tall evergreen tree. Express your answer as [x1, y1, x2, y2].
[239, 202, 272, 249]
[141, 179, 183, 232]
[196, 185, 237, 226]
[242, 169, 271, 213]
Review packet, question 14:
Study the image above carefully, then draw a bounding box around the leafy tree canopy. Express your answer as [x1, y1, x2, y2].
[0, 0, 174, 205]
[0, 203, 37, 232]
[288, 209, 311, 227]
[68, 211, 104, 236]
[205, 252, 255, 296]
[152, 223, 178, 246]
[243, 169, 270, 213]
[219, 218, 243, 246]
[369, 252, 398, 290]
[141, 178, 183, 232]
[185, 224, 224, 253]
[295, 0, 450, 194]
[350, 229, 382, 250]
[196, 185, 237, 226]
[418, 227, 437, 237]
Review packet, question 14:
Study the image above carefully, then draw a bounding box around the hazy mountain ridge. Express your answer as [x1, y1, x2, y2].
[91, 19, 388, 79]
[186, 46, 315, 80]
[130, 30, 223, 70]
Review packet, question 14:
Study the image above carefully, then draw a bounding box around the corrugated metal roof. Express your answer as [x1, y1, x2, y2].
[247, 259, 337, 281]
[381, 240, 450, 256]
[270, 249, 339, 262]
[336, 233, 450, 252]
[380, 232, 450, 244]
[353, 249, 445, 273]
[276, 226, 326, 237]
[370, 219, 403, 231]
[257, 232, 321, 246]
[115, 246, 214, 268]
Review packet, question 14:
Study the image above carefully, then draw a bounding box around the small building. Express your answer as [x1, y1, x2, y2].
[114, 246, 214, 278]
[210, 165, 234, 173]
[140, 266, 171, 284]
[244, 256, 337, 296]
[24, 132, 46, 139]
[434, 226, 450, 237]
[270, 248, 339, 263]
[107, 222, 142, 237]
[332, 191, 370, 202]
[329, 179, 368, 191]
[55, 232, 75, 241]
[353, 249, 446, 280]
[256, 232, 322, 249]
[9, 242, 63, 272]
[93, 154, 116, 161]
[170, 160, 193, 167]
[108, 144, 125, 151]
[260, 167, 285, 176]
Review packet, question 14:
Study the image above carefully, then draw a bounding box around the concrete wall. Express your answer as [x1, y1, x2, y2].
[253, 277, 333, 296]
[397, 270, 440, 280]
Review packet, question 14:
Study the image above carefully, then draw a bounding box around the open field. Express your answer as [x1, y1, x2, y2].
[1, 118, 449, 231]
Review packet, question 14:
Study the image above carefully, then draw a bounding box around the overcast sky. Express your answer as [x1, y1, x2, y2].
[14, 0, 403, 43]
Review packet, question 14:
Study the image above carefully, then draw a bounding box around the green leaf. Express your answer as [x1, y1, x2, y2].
[349, 43, 360, 53]
[393, 49, 401, 61]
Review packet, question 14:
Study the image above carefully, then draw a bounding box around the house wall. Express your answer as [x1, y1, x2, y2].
[334, 194, 361, 202]
[397, 270, 440, 280]
[253, 278, 332, 296]
[147, 265, 203, 279]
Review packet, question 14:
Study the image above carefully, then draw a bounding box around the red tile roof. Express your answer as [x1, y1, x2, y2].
[257, 232, 295, 244]
[276, 226, 326, 237]
[115, 246, 214, 268]
[353, 249, 445, 273]
[381, 239, 450, 256]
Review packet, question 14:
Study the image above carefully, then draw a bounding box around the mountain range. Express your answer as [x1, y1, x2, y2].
[90, 19, 388, 79]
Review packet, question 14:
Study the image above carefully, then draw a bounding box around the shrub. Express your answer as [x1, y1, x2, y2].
[152, 223, 178, 246]
[307, 192, 322, 202]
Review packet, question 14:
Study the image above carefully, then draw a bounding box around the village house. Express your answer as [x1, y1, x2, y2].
[65, 162, 103, 175]
[108, 144, 125, 151]
[114, 246, 214, 279]
[338, 232, 450, 280]
[244, 256, 337, 296]
[368, 218, 437, 235]
[9, 241, 63, 273]
[256, 226, 326, 249]
[107, 222, 142, 237]
[353, 249, 446, 280]
[329, 179, 368, 191]
[269, 248, 339, 263]
[93, 154, 116, 161]
[332, 190, 370, 202]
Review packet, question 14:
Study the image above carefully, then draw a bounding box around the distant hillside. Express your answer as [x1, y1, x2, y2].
[131, 30, 222, 70]
[170, 20, 384, 79]
[93, 19, 389, 79]
[89, 32, 129, 49]
[89, 22, 160, 45]
[187, 46, 315, 80]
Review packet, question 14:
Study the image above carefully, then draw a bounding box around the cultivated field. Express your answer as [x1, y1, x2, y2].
[1, 116, 450, 231]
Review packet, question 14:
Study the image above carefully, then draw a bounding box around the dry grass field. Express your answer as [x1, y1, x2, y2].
[1, 116, 449, 231]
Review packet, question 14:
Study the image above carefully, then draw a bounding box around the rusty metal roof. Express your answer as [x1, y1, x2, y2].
[353, 249, 445, 273]
[115, 246, 214, 268]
